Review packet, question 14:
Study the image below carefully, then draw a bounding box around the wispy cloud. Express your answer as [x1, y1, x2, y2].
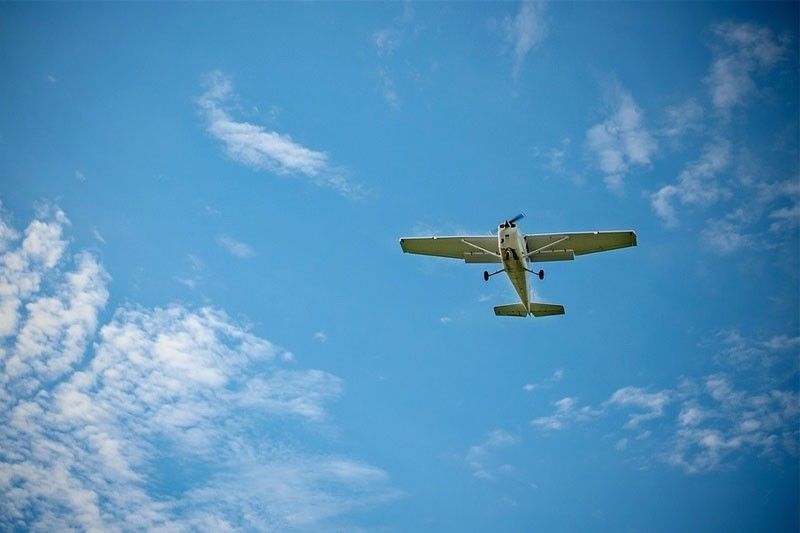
[377, 68, 400, 108]
[661, 98, 705, 139]
[530, 329, 799, 474]
[586, 83, 657, 192]
[531, 396, 600, 431]
[605, 387, 670, 429]
[216, 234, 255, 259]
[706, 21, 788, 115]
[650, 138, 731, 227]
[370, 3, 418, 108]
[198, 71, 363, 199]
[373, 27, 403, 56]
[465, 429, 518, 481]
[0, 208, 397, 530]
[502, 1, 547, 79]
[522, 367, 564, 392]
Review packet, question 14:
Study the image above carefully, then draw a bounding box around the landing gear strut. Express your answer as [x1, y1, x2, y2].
[524, 268, 545, 280]
[483, 269, 505, 281]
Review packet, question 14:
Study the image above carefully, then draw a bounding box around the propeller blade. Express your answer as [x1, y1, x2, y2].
[509, 213, 525, 224]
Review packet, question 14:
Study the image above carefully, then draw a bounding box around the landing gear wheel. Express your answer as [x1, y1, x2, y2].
[538, 270, 545, 280]
[483, 271, 489, 282]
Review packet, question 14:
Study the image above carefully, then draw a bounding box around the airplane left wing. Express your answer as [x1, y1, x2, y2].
[399, 236, 501, 263]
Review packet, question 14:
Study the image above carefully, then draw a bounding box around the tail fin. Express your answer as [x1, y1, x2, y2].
[493, 302, 565, 318]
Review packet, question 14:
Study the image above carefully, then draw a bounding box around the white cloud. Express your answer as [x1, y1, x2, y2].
[465, 429, 519, 481]
[605, 387, 670, 429]
[373, 28, 402, 55]
[0, 208, 69, 339]
[531, 396, 600, 431]
[198, 71, 363, 199]
[522, 367, 564, 392]
[650, 138, 731, 227]
[215, 234, 254, 259]
[503, 1, 547, 79]
[662, 98, 705, 138]
[700, 218, 751, 255]
[313, 331, 328, 343]
[706, 21, 788, 114]
[0, 208, 397, 530]
[377, 68, 400, 108]
[74, 170, 86, 182]
[91, 228, 105, 244]
[586, 84, 657, 192]
[530, 329, 799, 474]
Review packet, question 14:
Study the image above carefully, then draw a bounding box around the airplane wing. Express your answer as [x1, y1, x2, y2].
[399, 236, 501, 263]
[525, 230, 637, 262]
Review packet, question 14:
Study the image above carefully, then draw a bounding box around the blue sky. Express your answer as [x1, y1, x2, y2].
[1, 2, 798, 531]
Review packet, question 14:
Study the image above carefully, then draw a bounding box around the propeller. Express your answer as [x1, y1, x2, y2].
[497, 213, 525, 229]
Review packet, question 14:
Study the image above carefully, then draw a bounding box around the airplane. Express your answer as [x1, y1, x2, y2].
[399, 214, 636, 317]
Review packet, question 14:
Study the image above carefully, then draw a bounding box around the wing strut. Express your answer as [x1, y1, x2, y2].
[460, 239, 501, 258]
[524, 235, 570, 260]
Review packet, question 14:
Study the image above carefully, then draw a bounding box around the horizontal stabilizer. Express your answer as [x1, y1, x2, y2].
[530, 302, 565, 317]
[493, 302, 565, 318]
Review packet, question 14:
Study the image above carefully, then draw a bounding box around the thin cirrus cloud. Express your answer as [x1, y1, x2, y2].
[0, 207, 397, 530]
[647, 21, 796, 243]
[198, 71, 364, 199]
[705, 21, 788, 115]
[650, 138, 731, 228]
[585, 83, 657, 192]
[502, 1, 547, 79]
[216, 234, 255, 259]
[529, 329, 799, 474]
[465, 429, 519, 481]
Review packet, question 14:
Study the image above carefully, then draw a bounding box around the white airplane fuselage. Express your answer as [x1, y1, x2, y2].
[498, 225, 529, 312]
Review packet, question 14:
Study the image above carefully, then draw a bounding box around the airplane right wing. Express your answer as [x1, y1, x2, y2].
[525, 230, 637, 262]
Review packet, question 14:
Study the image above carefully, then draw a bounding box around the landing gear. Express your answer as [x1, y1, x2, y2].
[524, 267, 545, 280]
[483, 268, 505, 281]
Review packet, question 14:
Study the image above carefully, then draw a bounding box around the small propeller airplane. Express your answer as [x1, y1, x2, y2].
[399, 214, 636, 317]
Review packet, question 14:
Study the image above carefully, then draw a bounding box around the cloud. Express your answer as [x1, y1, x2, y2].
[502, 1, 547, 79]
[313, 331, 328, 343]
[662, 98, 705, 139]
[465, 429, 518, 481]
[377, 68, 400, 108]
[215, 234, 254, 259]
[586, 84, 657, 192]
[372, 2, 414, 57]
[0, 207, 69, 339]
[198, 71, 363, 199]
[522, 367, 564, 392]
[605, 387, 670, 429]
[373, 28, 402, 56]
[530, 329, 799, 474]
[0, 208, 397, 530]
[706, 21, 788, 114]
[700, 217, 751, 254]
[91, 228, 105, 244]
[531, 396, 600, 431]
[650, 138, 731, 227]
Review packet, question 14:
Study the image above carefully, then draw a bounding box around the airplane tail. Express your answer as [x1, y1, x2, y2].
[493, 302, 565, 317]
